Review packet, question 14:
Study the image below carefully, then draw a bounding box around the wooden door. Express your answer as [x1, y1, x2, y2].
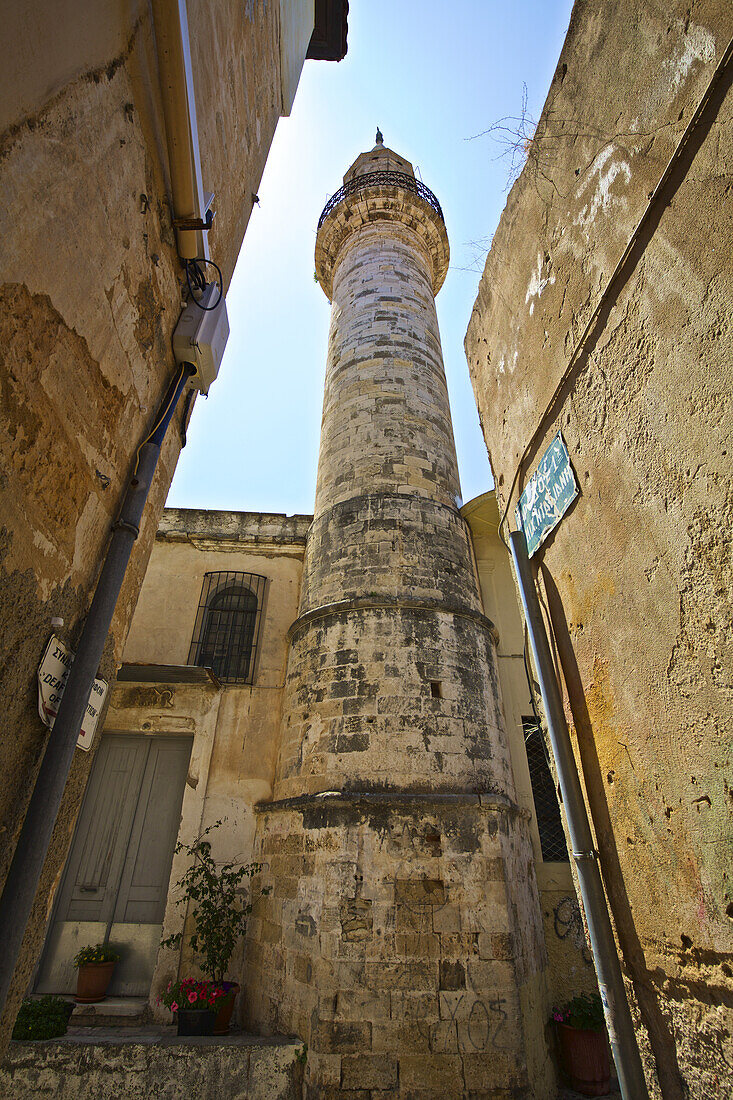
[36, 734, 191, 996]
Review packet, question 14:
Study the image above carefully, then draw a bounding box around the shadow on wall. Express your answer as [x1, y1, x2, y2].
[541, 566, 685, 1099]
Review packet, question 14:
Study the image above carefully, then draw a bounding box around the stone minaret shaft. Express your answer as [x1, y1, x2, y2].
[246, 142, 549, 1099]
[275, 141, 512, 800]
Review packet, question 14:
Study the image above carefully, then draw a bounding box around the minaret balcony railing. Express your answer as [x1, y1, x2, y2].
[317, 170, 444, 229]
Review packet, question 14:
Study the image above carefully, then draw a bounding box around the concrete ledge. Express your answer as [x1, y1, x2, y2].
[256, 787, 525, 818]
[157, 508, 312, 545]
[0, 1030, 304, 1099]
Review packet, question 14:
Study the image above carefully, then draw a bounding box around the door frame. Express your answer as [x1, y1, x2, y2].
[36, 733, 193, 997]
[36, 675, 223, 1007]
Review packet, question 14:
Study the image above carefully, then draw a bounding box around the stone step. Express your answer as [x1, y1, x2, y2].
[69, 995, 150, 1028]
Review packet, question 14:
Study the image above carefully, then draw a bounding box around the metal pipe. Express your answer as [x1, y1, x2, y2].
[151, 0, 209, 260]
[509, 530, 649, 1100]
[0, 363, 195, 1017]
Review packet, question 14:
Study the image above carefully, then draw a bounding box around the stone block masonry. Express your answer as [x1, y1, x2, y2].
[245, 799, 537, 1099]
[247, 139, 554, 1096]
[314, 223, 460, 515]
[274, 605, 512, 800]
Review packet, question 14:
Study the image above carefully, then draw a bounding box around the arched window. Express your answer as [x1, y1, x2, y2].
[188, 572, 267, 685]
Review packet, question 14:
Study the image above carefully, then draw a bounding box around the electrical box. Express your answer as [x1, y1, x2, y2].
[172, 284, 230, 394]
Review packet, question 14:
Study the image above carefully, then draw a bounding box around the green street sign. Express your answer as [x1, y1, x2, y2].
[515, 432, 579, 557]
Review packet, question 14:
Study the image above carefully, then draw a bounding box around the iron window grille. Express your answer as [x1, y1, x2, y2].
[522, 716, 569, 862]
[188, 572, 267, 685]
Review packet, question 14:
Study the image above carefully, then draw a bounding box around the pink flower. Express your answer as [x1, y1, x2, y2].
[171, 1002, 178, 1012]
[188, 991, 197, 1003]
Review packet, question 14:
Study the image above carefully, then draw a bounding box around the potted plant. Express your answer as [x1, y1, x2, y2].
[158, 978, 231, 1036]
[73, 943, 121, 1004]
[552, 992, 611, 1096]
[160, 821, 269, 1034]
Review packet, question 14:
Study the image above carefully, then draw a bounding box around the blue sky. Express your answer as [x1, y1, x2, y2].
[168, 0, 574, 516]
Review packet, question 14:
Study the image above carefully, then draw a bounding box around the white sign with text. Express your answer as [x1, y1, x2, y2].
[37, 635, 108, 751]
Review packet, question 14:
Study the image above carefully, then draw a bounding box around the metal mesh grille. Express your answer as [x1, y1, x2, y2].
[522, 716, 569, 862]
[188, 572, 267, 685]
[318, 170, 444, 228]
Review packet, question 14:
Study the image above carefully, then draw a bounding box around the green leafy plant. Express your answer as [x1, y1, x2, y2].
[12, 996, 74, 1040]
[552, 992, 605, 1032]
[160, 821, 270, 982]
[73, 943, 121, 968]
[157, 977, 233, 1014]
[296, 1043, 308, 1064]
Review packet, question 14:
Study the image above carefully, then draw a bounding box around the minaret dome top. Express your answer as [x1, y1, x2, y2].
[343, 140, 414, 184]
[315, 139, 449, 300]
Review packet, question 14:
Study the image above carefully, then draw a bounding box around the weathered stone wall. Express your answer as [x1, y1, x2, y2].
[0, 1032, 304, 1099]
[300, 495, 479, 613]
[464, 3, 733, 1095]
[0, 1, 314, 1046]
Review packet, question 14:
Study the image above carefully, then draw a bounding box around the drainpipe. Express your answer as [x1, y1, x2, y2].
[0, 363, 196, 1017]
[509, 530, 649, 1100]
[152, 0, 211, 261]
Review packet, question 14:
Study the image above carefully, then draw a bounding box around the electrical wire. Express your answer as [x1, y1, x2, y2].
[495, 35, 733, 550]
[132, 361, 190, 478]
[185, 257, 224, 311]
[180, 387, 196, 448]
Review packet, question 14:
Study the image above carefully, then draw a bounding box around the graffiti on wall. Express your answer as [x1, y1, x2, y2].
[553, 895, 592, 966]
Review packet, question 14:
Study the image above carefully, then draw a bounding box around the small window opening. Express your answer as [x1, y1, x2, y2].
[522, 716, 569, 861]
[188, 571, 267, 685]
[430, 681, 442, 699]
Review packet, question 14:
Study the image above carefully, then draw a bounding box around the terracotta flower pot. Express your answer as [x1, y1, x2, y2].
[557, 1023, 611, 1096]
[213, 981, 239, 1035]
[75, 961, 116, 1003]
[177, 1008, 215, 1036]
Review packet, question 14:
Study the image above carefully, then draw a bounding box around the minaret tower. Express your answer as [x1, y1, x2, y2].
[246, 137, 550, 1098]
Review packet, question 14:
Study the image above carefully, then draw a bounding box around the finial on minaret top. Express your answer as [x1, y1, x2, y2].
[375, 127, 383, 145]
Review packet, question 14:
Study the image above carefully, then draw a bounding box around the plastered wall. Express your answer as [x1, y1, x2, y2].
[464, 3, 733, 1095]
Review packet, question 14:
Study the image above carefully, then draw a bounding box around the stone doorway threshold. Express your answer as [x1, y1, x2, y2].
[0, 1025, 304, 1099]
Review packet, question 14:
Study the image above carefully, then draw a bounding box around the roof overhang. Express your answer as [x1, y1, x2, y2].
[307, 0, 348, 61]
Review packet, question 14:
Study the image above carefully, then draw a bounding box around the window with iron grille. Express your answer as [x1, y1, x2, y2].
[522, 716, 569, 862]
[188, 572, 267, 685]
